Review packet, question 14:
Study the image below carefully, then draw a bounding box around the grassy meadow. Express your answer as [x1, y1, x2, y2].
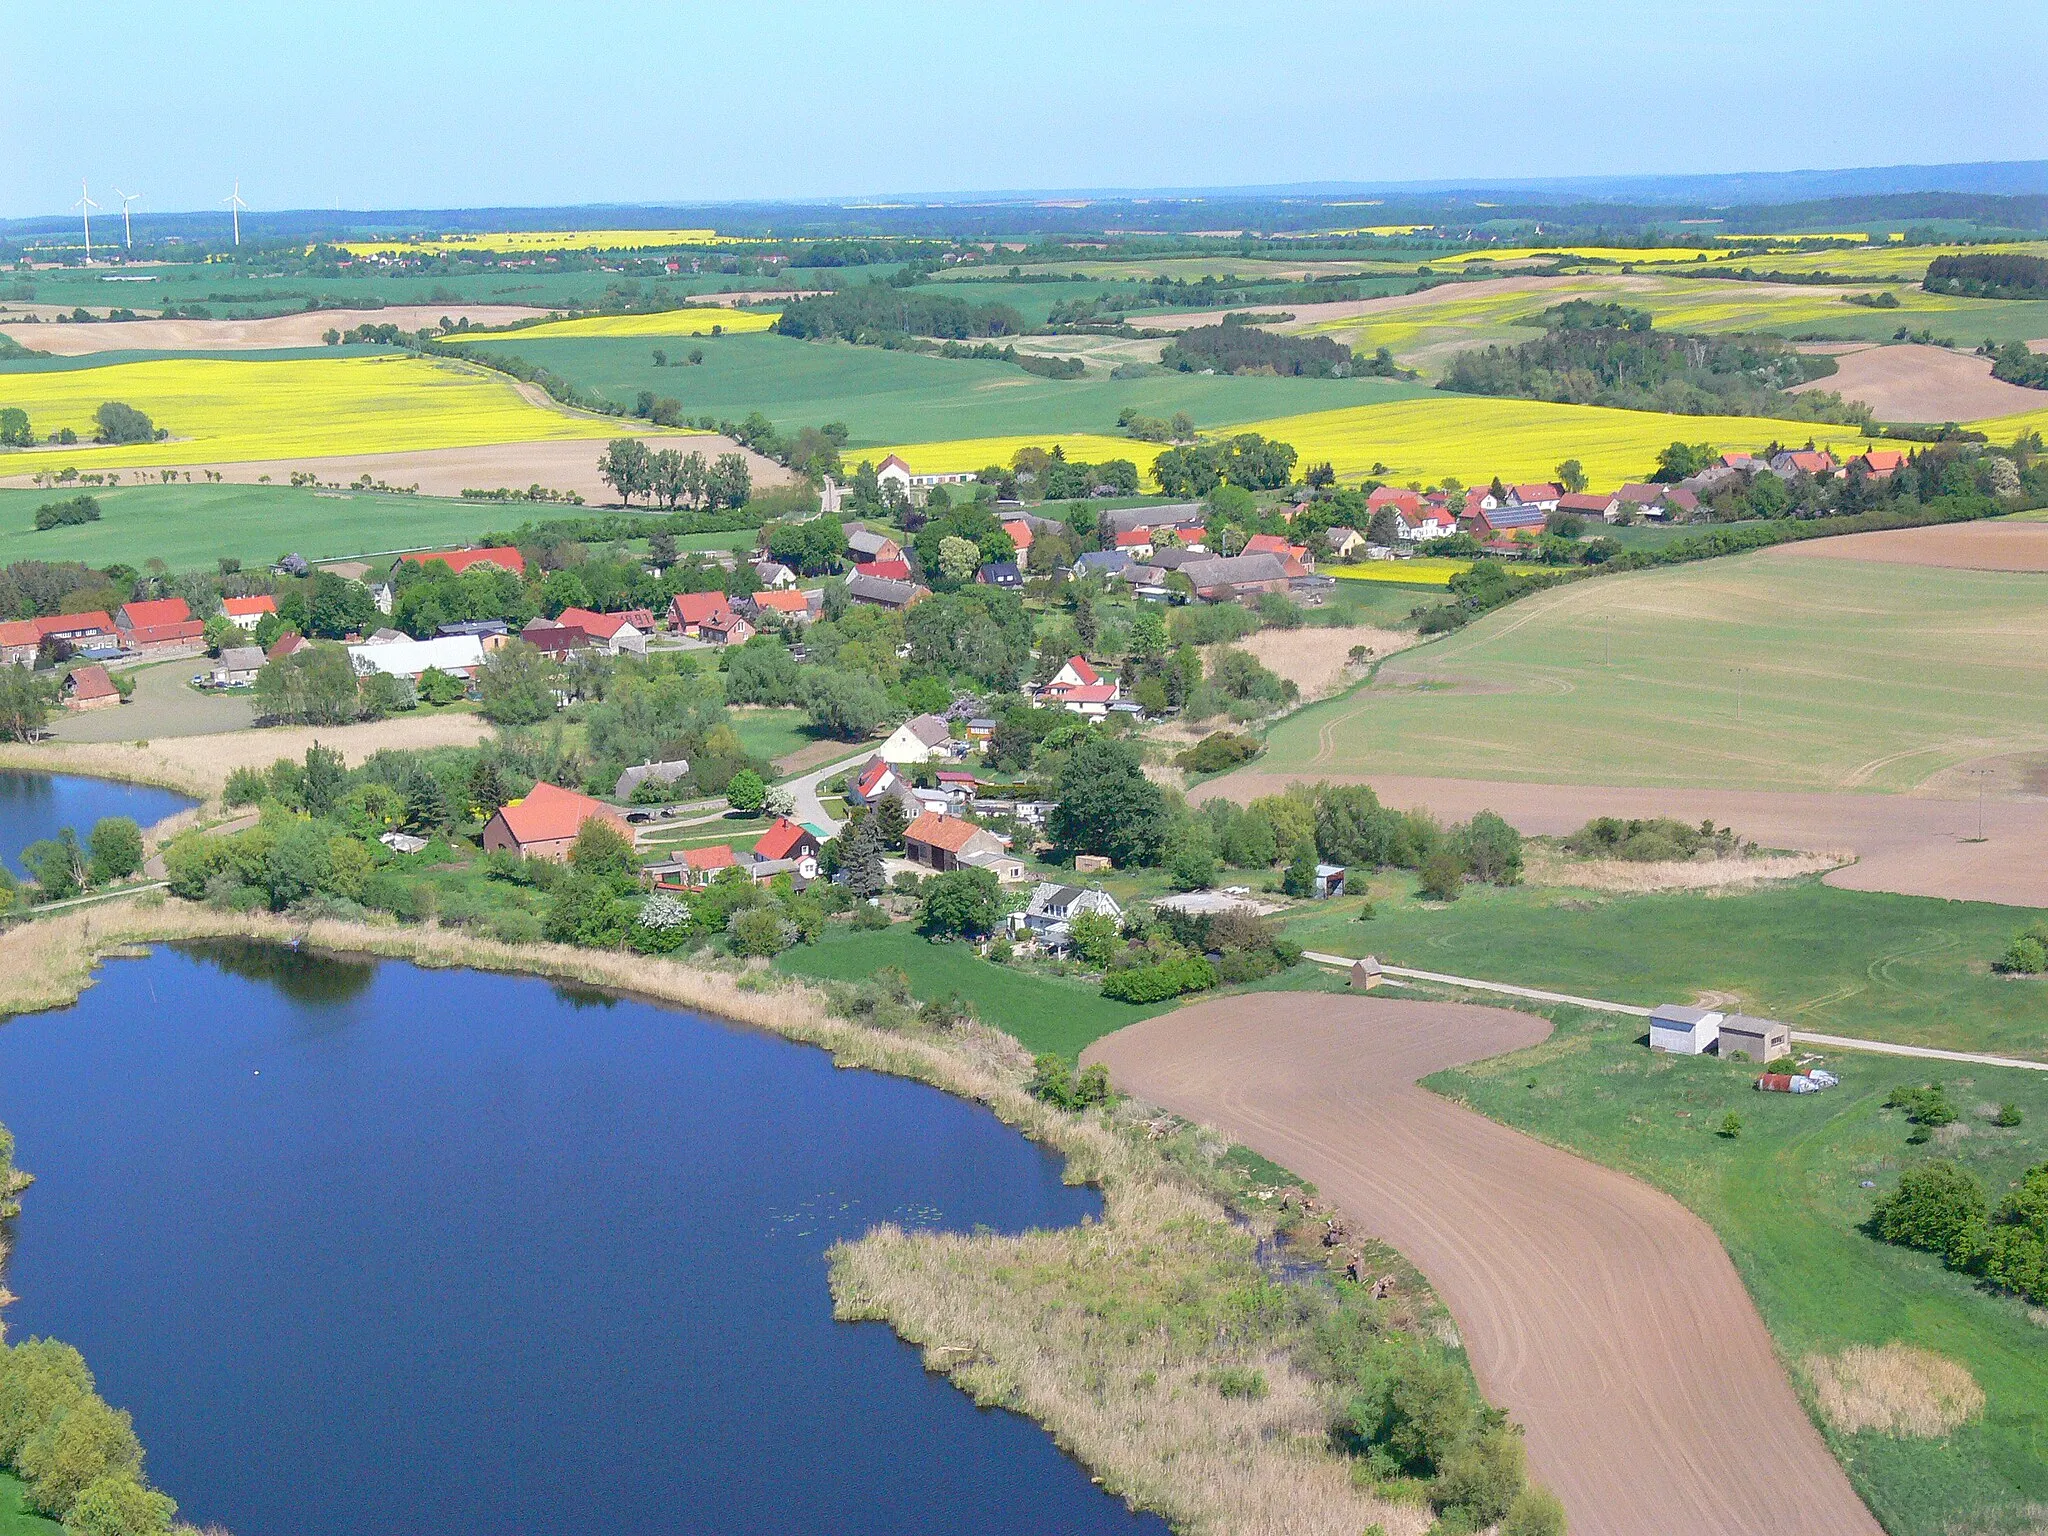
[0, 354, 644, 475]
[1428, 996, 2048, 1536]
[459, 330, 1426, 448]
[772, 924, 1172, 1059]
[1260, 552, 2048, 792]
[0, 482, 504, 569]
[0, 1473, 59, 1536]
[1282, 875, 2048, 1059]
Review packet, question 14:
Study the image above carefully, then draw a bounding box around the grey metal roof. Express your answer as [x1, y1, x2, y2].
[217, 646, 266, 670]
[1650, 1004, 1720, 1026]
[1178, 552, 1289, 589]
[844, 573, 921, 606]
[1718, 1013, 1787, 1036]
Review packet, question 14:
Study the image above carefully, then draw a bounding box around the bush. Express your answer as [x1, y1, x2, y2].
[1500, 1485, 1567, 1536]
[63, 1475, 176, 1536]
[1027, 1053, 1111, 1110]
[1101, 953, 1216, 1003]
[1870, 1160, 1987, 1267]
[1983, 1162, 2048, 1304]
[1998, 933, 2047, 974]
[33, 495, 101, 530]
[728, 905, 794, 957]
[1210, 1366, 1268, 1400]
[1067, 909, 1119, 968]
[1416, 848, 1465, 901]
[1174, 730, 1261, 774]
[850, 900, 893, 930]
[1433, 1429, 1525, 1529]
[918, 866, 1002, 938]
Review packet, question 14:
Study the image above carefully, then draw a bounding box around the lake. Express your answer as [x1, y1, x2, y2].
[0, 770, 195, 874]
[0, 944, 1167, 1536]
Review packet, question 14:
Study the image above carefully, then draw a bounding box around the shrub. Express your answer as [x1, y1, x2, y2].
[1433, 1429, 1525, 1529]
[728, 905, 794, 957]
[33, 495, 101, 530]
[1101, 953, 1216, 1003]
[63, 1475, 176, 1536]
[1027, 1053, 1111, 1110]
[850, 901, 893, 930]
[1993, 1103, 2023, 1127]
[1416, 848, 1465, 901]
[1983, 1163, 2048, 1304]
[1998, 933, 2047, 974]
[1500, 1485, 1567, 1536]
[1870, 1161, 1987, 1267]
[87, 818, 143, 884]
[918, 866, 1002, 938]
[1067, 910, 1119, 968]
[1210, 1366, 1268, 1400]
[222, 765, 269, 808]
[1174, 730, 1261, 774]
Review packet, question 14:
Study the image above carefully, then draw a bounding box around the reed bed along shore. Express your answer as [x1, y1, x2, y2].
[0, 896, 1421, 1535]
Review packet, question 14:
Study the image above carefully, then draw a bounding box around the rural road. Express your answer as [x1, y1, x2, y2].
[1200, 771, 2048, 908]
[1085, 995, 1886, 1536]
[1299, 950, 2048, 1072]
[782, 750, 870, 835]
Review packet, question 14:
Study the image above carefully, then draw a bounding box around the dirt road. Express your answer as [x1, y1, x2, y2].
[1198, 771, 2048, 906]
[1085, 995, 1883, 1536]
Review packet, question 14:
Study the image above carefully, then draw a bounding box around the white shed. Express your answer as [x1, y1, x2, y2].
[1649, 1004, 1723, 1055]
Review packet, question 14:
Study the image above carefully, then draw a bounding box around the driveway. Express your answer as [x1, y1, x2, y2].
[783, 750, 871, 835]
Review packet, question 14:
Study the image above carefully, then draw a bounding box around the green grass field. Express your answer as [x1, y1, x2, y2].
[0, 482, 504, 570]
[457, 331, 1428, 449]
[1428, 999, 2048, 1536]
[1283, 875, 2048, 1059]
[1260, 551, 2048, 792]
[727, 707, 821, 767]
[0, 1473, 58, 1536]
[772, 923, 1171, 1058]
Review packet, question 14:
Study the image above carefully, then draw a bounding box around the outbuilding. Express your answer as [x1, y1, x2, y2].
[1648, 1004, 1723, 1055]
[1718, 1013, 1791, 1063]
[481, 782, 632, 862]
[1349, 956, 1382, 990]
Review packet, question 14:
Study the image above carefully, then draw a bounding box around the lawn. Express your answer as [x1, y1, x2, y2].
[0, 354, 645, 475]
[458, 331, 1427, 450]
[1281, 874, 2048, 1059]
[727, 706, 821, 767]
[1428, 996, 2048, 1536]
[772, 923, 1171, 1059]
[0, 482, 506, 571]
[0, 1474, 59, 1536]
[1259, 551, 2048, 793]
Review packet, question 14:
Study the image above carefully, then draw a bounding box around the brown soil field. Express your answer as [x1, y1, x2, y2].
[0, 306, 546, 356]
[0, 433, 792, 504]
[1787, 343, 2046, 421]
[1222, 624, 1417, 701]
[1196, 771, 2048, 906]
[0, 712, 493, 801]
[1772, 519, 2048, 573]
[1085, 995, 1882, 1536]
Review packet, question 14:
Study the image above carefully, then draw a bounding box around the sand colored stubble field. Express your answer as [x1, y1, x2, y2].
[1085, 995, 1884, 1536]
[1787, 343, 2048, 422]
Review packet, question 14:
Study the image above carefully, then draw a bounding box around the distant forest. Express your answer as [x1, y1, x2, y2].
[1924, 252, 2048, 299]
[773, 284, 1025, 342]
[1162, 321, 1355, 377]
[1438, 307, 1865, 423]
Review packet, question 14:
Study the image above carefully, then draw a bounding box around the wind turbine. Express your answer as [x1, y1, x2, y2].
[74, 181, 98, 264]
[112, 189, 141, 250]
[223, 180, 248, 247]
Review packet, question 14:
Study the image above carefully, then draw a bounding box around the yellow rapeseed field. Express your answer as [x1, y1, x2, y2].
[1329, 558, 1472, 586]
[853, 433, 1167, 477]
[478, 308, 781, 340]
[339, 229, 732, 256]
[0, 355, 632, 471]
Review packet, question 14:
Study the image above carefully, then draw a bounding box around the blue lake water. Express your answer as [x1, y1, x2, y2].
[0, 944, 1168, 1536]
[0, 770, 195, 874]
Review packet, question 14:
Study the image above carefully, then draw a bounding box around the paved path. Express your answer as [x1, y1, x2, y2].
[1301, 950, 2048, 1072]
[1086, 995, 1886, 1536]
[784, 750, 870, 835]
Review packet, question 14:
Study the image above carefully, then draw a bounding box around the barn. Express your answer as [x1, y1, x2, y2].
[1717, 1014, 1791, 1063]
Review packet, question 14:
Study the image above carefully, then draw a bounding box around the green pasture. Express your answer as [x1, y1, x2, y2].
[0, 483, 505, 571]
[456, 331, 1428, 448]
[0, 1474, 59, 1536]
[1259, 551, 2048, 792]
[772, 923, 1170, 1058]
[1283, 875, 2048, 1059]
[727, 706, 821, 766]
[1430, 997, 2048, 1536]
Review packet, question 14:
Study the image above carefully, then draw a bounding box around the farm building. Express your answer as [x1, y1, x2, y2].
[399, 546, 526, 577]
[845, 525, 905, 563]
[481, 782, 631, 861]
[211, 646, 266, 687]
[615, 760, 691, 800]
[62, 665, 121, 712]
[1718, 1014, 1792, 1063]
[116, 597, 206, 651]
[555, 607, 654, 657]
[843, 573, 927, 610]
[1178, 552, 1293, 601]
[876, 714, 955, 765]
[348, 634, 487, 682]
[1649, 1004, 1723, 1055]
[220, 595, 277, 630]
[1313, 864, 1347, 898]
[1349, 957, 1383, 989]
[902, 810, 1009, 873]
[0, 612, 117, 666]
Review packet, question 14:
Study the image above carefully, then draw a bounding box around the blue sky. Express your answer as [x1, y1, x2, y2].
[8, 0, 2046, 216]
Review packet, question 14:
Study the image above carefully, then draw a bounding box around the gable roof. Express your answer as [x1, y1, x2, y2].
[875, 454, 912, 474]
[118, 597, 191, 630]
[222, 595, 277, 617]
[65, 664, 118, 701]
[844, 573, 925, 607]
[493, 782, 626, 846]
[1472, 504, 1546, 530]
[1241, 533, 1293, 556]
[400, 546, 526, 576]
[218, 646, 267, 671]
[1061, 655, 1100, 684]
[751, 588, 812, 613]
[268, 632, 309, 660]
[1001, 519, 1034, 550]
[854, 757, 895, 798]
[670, 590, 735, 626]
[845, 527, 899, 557]
[38, 611, 115, 637]
[682, 842, 737, 872]
[556, 606, 648, 640]
[1179, 552, 1289, 590]
[906, 713, 952, 747]
[853, 558, 913, 581]
[1556, 491, 1614, 513]
[752, 817, 818, 862]
[1114, 528, 1156, 547]
[903, 810, 990, 854]
[1510, 482, 1562, 503]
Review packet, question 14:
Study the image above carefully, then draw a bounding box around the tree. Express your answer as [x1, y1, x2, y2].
[1067, 910, 1119, 968]
[728, 905, 794, 957]
[1554, 458, 1587, 494]
[63, 1476, 176, 1536]
[474, 641, 560, 725]
[1457, 810, 1522, 885]
[92, 402, 156, 445]
[1653, 440, 1715, 483]
[0, 407, 32, 447]
[1417, 848, 1465, 901]
[1871, 1161, 1987, 1267]
[725, 768, 766, 815]
[937, 535, 981, 583]
[648, 530, 678, 569]
[802, 668, 893, 740]
[254, 645, 360, 726]
[416, 666, 466, 705]
[568, 818, 638, 892]
[87, 817, 144, 884]
[1168, 837, 1217, 892]
[872, 795, 909, 849]
[22, 829, 86, 899]
[17, 1393, 144, 1519]
[597, 438, 653, 506]
[0, 664, 49, 742]
[919, 866, 1001, 938]
[1281, 840, 1319, 898]
[1049, 736, 1167, 866]
[841, 813, 887, 899]
[1500, 1486, 1567, 1536]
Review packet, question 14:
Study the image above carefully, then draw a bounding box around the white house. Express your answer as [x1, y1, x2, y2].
[875, 454, 975, 505]
[1649, 1004, 1724, 1055]
[1009, 882, 1123, 950]
[347, 634, 486, 682]
[1397, 508, 1459, 543]
[875, 713, 954, 765]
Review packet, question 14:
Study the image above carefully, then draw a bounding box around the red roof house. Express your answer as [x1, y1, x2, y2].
[750, 588, 814, 620]
[221, 595, 277, 628]
[902, 810, 1008, 872]
[480, 782, 630, 862]
[62, 664, 120, 711]
[1367, 487, 1424, 515]
[752, 817, 823, 863]
[1849, 449, 1906, 479]
[853, 558, 914, 582]
[116, 597, 206, 650]
[400, 546, 527, 577]
[267, 632, 310, 661]
[1001, 519, 1035, 554]
[669, 591, 737, 636]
